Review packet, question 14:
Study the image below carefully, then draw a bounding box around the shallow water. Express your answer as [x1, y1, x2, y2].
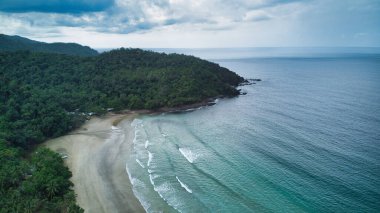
[125, 48, 380, 212]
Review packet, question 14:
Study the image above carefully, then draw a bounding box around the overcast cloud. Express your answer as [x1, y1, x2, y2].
[0, 0, 379, 48]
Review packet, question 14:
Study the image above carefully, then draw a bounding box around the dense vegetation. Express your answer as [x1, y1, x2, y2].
[0, 34, 98, 56]
[0, 141, 83, 212]
[0, 46, 244, 212]
[1, 48, 243, 119]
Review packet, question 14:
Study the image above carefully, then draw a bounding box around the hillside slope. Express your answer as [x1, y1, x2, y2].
[0, 34, 98, 56]
[0, 45, 245, 212]
[0, 48, 244, 147]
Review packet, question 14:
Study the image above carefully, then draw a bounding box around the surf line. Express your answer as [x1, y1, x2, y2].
[176, 176, 193, 193]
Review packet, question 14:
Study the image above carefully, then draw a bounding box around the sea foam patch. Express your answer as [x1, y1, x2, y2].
[147, 151, 153, 167]
[179, 147, 200, 163]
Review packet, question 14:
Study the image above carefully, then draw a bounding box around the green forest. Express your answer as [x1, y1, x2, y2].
[0, 34, 98, 56]
[0, 142, 83, 212]
[0, 47, 244, 212]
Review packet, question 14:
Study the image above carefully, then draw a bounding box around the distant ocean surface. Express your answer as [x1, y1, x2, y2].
[124, 48, 380, 212]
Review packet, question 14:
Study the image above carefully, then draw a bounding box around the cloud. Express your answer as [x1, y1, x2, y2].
[0, 0, 115, 13]
[0, 0, 305, 34]
[1, 0, 378, 48]
[243, 10, 272, 22]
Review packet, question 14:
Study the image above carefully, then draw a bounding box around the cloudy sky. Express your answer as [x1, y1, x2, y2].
[0, 0, 379, 48]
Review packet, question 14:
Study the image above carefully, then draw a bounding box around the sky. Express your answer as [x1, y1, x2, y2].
[0, 0, 379, 48]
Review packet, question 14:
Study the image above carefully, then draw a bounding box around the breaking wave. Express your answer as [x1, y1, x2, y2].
[176, 176, 193, 193]
[179, 147, 200, 163]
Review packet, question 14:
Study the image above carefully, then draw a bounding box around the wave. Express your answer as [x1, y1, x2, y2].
[125, 163, 151, 212]
[179, 147, 199, 163]
[131, 118, 143, 127]
[111, 125, 119, 130]
[147, 151, 153, 167]
[132, 129, 139, 144]
[176, 176, 193, 193]
[130, 177, 146, 188]
[148, 175, 183, 213]
[136, 159, 145, 168]
[148, 173, 155, 186]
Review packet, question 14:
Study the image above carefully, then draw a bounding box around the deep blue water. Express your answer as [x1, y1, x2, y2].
[125, 48, 380, 212]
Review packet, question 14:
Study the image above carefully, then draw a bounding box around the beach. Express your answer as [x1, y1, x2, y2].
[44, 113, 145, 213]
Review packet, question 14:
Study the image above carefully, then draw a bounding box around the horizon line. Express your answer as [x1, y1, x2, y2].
[95, 46, 380, 50]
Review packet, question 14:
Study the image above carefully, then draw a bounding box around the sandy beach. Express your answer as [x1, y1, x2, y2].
[44, 113, 145, 213]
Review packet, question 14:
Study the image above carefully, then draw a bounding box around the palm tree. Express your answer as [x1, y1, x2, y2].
[46, 179, 59, 199]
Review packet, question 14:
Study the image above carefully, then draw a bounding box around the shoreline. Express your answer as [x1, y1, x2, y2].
[42, 98, 222, 212]
[118, 96, 220, 115]
[44, 113, 145, 213]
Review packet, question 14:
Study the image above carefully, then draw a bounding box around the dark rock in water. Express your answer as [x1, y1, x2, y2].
[239, 82, 255, 86]
[207, 102, 216, 106]
[246, 78, 261, 82]
[239, 78, 260, 86]
[240, 92, 247, 95]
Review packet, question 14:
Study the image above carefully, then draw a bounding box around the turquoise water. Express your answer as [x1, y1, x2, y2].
[125, 48, 380, 212]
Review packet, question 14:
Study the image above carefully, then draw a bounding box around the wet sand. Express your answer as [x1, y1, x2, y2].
[44, 114, 145, 213]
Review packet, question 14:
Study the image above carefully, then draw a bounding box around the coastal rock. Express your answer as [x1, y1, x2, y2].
[239, 78, 261, 86]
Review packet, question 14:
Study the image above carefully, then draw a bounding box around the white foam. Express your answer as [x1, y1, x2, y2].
[136, 159, 145, 168]
[135, 195, 151, 211]
[176, 176, 192, 193]
[147, 151, 153, 167]
[126, 164, 151, 212]
[111, 126, 119, 130]
[131, 118, 143, 127]
[149, 174, 155, 186]
[152, 180, 184, 213]
[147, 169, 184, 213]
[155, 181, 172, 194]
[131, 177, 145, 188]
[132, 129, 139, 144]
[145, 140, 149, 149]
[179, 147, 199, 163]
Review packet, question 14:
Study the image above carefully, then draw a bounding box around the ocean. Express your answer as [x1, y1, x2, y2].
[124, 48, 380, 212]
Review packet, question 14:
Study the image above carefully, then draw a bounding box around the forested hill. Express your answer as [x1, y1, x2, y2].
[1, 48, 244, 147]
[0, 47, 244, 211]
[0, 34, 98, 56]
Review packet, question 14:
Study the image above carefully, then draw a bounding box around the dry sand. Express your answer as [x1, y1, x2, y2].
[44, 114, 145, 213]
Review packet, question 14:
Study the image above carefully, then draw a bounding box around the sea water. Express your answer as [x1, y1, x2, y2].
[125, 48, 380, 212]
